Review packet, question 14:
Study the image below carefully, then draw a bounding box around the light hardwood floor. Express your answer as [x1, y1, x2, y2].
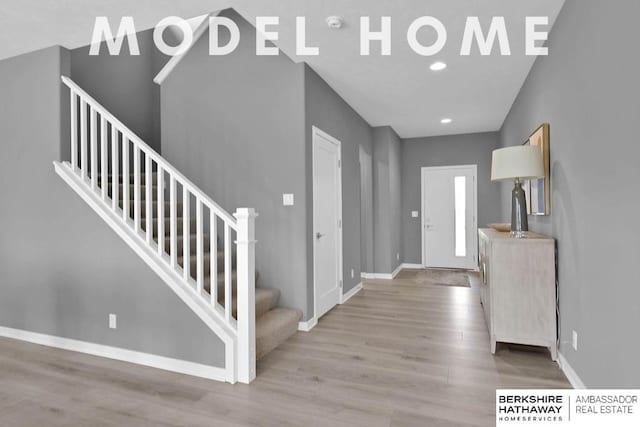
[0, 270, 569, 426]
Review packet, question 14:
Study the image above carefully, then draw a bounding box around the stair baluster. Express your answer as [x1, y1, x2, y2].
[100, 116, 108, 201]
[145, 155, 152, 244]
[110, 127, 118, 211]
[90, 107, 98, 190]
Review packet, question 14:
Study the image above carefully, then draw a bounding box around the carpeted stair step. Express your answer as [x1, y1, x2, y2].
[256, 308, 302, 360]
[109, 172, 159, 185]
[203, 270, 260, 295]
[227, 288, 279, 320]
[129, 201, 182, 217]
[142, 217, 196, 237]
[254, 288, 280, 319]
[104, 183, 159, 200]
[177, 251, 237, 275]
[166, 233, 214, 254]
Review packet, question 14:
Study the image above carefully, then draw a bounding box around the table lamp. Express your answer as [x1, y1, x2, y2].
[491, 146, 544, 238]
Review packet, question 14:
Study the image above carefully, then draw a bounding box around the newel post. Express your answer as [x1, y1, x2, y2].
[234, 208, 257, 384]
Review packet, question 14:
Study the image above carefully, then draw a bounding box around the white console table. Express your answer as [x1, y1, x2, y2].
[478, 228, 557, 360]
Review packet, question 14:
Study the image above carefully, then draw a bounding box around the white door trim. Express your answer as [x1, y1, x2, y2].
[421, 164, 478, 269]
[312, 126, 343, 321]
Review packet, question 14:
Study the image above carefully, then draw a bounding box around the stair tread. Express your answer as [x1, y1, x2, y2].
[202, 271, 260, 296]
[117, 182, 158, 191]
[256, 308, 302, 333]
[109, 172, 159, 184]
[233, 288, 279, 319]
[255, 308, 302, 360]
[142, 217, 194, 227]
[139, 217, 195, 238]
[177, 250, 229, 262]
[206, 269, 258, 282]
[177, 250, 236, 271]
[167, 233, 210, 243]
[255, 287, 279, 303]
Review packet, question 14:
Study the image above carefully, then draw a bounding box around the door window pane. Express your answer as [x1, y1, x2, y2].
[454, 176, 466, 257]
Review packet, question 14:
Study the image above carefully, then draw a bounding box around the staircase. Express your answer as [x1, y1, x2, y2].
[54, 76, 301, 384]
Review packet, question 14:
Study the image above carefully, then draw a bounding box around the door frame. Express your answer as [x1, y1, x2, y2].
[312, 126, 343, 320]
[421, 164, 478, 270]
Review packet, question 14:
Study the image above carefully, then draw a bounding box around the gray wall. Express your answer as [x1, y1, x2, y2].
[402, 132, 501, 264]
[160, 10, 376, 320]
[389, 130, 402, 273]
[372, 127, 403, 274]
[70, 29, 168, 151]
[0, 46, 225, 367]
[304, 65, 373, 298]
[499, 0, 640, 387]
[160, 11, 309, 317]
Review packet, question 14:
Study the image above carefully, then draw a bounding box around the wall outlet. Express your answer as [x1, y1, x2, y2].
[411, 211, 419, 218]
[396, 252, 400, 261]
[282, 193, 294, 206]
[572, 330, 578, 351]
[351, 268, 355, 279]
[109, 314, 117, 329]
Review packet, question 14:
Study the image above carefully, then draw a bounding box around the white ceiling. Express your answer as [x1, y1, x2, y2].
[0, 0, 565, 138]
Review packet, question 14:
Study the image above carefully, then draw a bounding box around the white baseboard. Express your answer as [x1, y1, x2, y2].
[391, 264, 402, 278]
[557, 352, 586, 389]
[0, 326, 230, 383]
[400, 263, 424, 269]
[361, 264, 407, 280]
[298, 317, 317, 332]
[364, 273, 393, 279]
[340, 282, 362, 304]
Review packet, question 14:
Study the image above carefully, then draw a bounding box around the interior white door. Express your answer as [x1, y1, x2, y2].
[422, 165, 477, 269]
[313, 127, 342, 319]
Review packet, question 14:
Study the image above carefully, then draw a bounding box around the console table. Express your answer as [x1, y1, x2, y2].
[478, 228, 557, 360]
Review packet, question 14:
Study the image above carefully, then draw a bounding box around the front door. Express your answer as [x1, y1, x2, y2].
[313, 127, 343, 319]
[422, 165, 477, 269]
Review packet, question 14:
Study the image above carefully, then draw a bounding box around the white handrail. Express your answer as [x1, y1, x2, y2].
[153, 12, 218, 86]
[60, 76, 257, 383]
[61, 76, 237, 228]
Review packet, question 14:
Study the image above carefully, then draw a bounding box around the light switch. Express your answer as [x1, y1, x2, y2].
[411, 211, 419, 218]
[283, 194, 295, 206]
[109, 314, 117, 329]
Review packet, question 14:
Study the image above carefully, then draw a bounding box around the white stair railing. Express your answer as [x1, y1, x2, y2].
[59, 76, 256, 384]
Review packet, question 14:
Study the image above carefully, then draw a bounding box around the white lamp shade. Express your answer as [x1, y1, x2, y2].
[491, 145, 544, 182]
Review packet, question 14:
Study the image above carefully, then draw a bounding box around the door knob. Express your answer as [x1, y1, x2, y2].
[316, 232, 324, 239]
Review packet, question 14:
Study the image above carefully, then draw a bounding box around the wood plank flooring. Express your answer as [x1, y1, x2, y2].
[0, 270, 569, 426]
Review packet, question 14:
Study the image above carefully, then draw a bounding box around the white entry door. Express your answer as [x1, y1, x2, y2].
[421, 165, 477, 269]
[313, 127, 343, 319]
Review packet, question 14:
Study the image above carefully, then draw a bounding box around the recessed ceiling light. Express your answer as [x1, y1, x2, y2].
[430, 61, 447, 71]
[326, 16, 344, 29]
[441, 118, 452, 124]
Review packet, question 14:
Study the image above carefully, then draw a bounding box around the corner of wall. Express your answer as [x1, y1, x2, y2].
[303, 63, 314, 321]
[59, 46, 71, 162]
